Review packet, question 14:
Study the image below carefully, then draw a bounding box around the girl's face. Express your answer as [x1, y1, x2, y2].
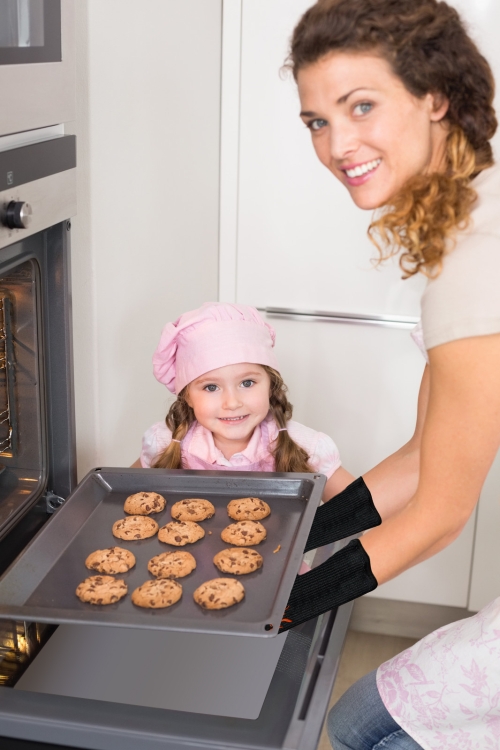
[297, 52, 449, 210]
[186, 363, 271, 458]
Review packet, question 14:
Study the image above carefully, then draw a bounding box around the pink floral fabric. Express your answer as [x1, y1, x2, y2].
[377, 596, 500, 749]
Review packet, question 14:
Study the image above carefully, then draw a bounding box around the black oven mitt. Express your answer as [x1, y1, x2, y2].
[304, 477, 381, 553]
[279, 539, 377, 633]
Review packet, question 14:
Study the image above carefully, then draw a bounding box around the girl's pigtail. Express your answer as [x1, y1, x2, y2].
[152, 387, 195, 469]
[264, 367, 314, 474]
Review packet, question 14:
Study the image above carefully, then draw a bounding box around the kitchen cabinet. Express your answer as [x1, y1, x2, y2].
[220, 0, 500, 609]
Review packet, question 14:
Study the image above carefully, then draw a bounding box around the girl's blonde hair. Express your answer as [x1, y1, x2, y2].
[288, 0, 497, 277]
[152, 366, 314, 473]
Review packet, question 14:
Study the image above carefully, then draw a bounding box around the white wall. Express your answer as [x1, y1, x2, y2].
[71, 1, 222, 477]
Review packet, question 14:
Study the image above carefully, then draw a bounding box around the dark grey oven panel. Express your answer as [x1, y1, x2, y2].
[0, 135, 76, 190]
[0, 0, 61, 65]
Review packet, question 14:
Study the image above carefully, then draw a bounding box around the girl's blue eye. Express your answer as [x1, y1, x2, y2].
[204, 384, 218, 392]
[308, 118, 327, 132]
[241, 380, 255, 388]
[354, 102, 372, 116]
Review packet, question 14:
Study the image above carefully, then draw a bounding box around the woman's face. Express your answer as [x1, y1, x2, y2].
[297, 52, 449, 210]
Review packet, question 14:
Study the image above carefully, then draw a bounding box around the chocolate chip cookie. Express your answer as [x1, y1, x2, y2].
[221, 520, 266, 546]
[227, 497, 271, 521]
[85, 547, 136, 574]
[131, 579, 182, 609]
[76, 575, 128, 605]
[112, 515, 159, 540]
[193, 578, 245, 610]
[124, 491, 166, 515]
[158, 520, 205, 546]
[171, 498, 215, 522]
[213, 547, 263, 575]
[148, 550, 196, 579]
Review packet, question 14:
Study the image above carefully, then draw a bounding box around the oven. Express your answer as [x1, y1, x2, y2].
[0, 131, 77, 697]
[0, 0, 74, 137]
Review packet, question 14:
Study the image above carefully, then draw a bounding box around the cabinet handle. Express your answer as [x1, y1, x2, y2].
[260, 306, 419, 330]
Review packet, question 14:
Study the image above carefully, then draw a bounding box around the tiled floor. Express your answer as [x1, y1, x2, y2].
[317, 630, 418, 750]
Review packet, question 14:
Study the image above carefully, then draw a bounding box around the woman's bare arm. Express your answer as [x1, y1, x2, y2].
[130, 458, 142, 468]
[362, 333, 500, 585]
[322, 466, 356, 500]
[362, 365, 429, 521]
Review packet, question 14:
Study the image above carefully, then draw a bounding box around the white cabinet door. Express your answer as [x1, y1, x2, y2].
[270, 315, 476, 608]
[231, 0, 425, 315]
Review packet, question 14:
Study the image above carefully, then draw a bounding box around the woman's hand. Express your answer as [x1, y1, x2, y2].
[362, 333, 500, 585]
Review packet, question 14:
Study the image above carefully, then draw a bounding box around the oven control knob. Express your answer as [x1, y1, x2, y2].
[4, 201, 32, 230]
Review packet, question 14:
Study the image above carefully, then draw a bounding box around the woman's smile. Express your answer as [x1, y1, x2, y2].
[342, 158, 382, 186]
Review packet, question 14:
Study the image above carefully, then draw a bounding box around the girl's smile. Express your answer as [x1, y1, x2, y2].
[186, 363, 271, 459]
[297, 52, 449, 210]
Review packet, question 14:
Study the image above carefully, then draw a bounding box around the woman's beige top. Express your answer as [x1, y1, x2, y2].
[421, 162, 500, 350]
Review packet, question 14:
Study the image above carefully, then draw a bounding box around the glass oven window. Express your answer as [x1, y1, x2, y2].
[0, 0, 61, 64]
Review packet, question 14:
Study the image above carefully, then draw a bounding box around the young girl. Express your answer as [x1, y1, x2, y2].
[134, 301, 353, 502]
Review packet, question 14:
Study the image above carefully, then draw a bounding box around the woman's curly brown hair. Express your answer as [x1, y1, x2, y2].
[288, 0, 497, 277]
[152, 366, 314, 473]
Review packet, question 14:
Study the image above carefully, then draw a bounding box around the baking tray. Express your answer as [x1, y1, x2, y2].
[0, 468, 325, 637]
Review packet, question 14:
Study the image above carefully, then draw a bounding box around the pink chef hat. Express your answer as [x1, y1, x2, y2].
[153, 302, 280, 394]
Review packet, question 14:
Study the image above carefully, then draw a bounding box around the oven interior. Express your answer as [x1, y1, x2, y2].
[0, 221, 75, 688]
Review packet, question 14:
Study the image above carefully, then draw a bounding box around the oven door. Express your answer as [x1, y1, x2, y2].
[0, 0, 75, 136]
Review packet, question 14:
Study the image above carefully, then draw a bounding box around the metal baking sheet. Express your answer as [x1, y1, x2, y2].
[0, 468, 325, 637]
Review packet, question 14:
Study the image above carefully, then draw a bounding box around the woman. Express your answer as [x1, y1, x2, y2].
[286, 0, 500, 748]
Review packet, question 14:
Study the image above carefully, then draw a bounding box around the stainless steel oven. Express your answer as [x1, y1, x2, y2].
[0, 0, 74, 136]
[0, 132, 76, 697]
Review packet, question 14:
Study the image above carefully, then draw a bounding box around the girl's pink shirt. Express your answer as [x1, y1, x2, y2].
[140, 413, 341, 478]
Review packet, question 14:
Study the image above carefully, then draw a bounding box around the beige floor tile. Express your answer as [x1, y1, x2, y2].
[317, 630, 417, 750]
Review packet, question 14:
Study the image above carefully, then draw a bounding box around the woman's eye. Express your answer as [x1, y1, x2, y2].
[308, 118, 328, 132]
[353, 102, 373, 116]
[241, 380, 255, 388]
[204, 384, 219, 392]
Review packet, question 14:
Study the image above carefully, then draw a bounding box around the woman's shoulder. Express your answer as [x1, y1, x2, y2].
[468, 163, 500, 236]
[421, 164, 500, 350]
